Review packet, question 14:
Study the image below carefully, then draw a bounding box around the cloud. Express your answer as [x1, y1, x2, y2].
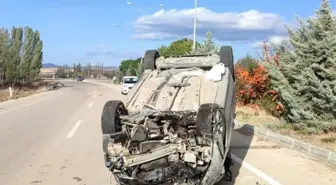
[133, 8, 288, 43]
[251, 35, 289, 48]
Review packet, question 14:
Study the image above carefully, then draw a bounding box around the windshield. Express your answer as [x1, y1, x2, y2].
[123, 77, 137, 84]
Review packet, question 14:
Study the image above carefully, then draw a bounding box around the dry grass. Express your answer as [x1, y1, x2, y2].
[235, 106, 336, 151]
[276, 126, 336, 151]
[235, 106, 281, 126]
[0, 80, 52, 102]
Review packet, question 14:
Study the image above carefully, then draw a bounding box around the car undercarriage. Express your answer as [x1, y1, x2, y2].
[103, 104, 233, 185]
[101, 46, 236, 185]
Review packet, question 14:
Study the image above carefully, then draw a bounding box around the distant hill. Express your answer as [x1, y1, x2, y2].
[42, 63, 59, 68]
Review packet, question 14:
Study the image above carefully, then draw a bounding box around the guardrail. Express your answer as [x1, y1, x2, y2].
[45, 81, 64, 91]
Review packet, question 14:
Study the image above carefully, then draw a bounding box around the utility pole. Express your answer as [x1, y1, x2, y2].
[124, 1, 164, 64]
[192, 0, 198, 50]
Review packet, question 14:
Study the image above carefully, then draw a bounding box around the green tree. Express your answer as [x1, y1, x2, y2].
[264, 0, 336, 123]
[0, 26, 45, 83]
[158, 38, 194, 56]
[236, 54, 258, 74]
[125, 66, 133, 76]
[0, 26, 44, 85]
[7, 27, 23, 83]
[157, 45, 170, 56]
[0, 28, 10, 82]
[190, 31, 219, 55]
[30, 30, 43, 79]
[21, 27, 34, 81]
[119, 58, 141, 75]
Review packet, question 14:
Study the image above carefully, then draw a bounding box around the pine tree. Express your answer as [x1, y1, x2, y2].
[189, 31, 219, 55]
[264, 0, 336, 123]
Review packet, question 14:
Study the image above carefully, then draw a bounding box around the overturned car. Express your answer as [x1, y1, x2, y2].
[101, 46, 236, 185]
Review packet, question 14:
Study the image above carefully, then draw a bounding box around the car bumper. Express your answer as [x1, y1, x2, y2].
[121, 88, 131, 94]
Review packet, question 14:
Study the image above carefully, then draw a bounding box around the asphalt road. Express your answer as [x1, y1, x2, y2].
[0, 81, 335, 185]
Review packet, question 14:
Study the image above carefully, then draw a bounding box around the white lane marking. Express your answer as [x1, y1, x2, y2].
[66, 120, 82, 138]
[88, 102, 93, 108]
[0, 94, 61, 115]
[231, 153, 283, 185]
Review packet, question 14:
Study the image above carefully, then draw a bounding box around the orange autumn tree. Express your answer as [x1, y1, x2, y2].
[235, 50, 283, 117]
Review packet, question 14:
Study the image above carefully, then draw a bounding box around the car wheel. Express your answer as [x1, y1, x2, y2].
[220, 46, 235, 81]
[196, 103, 223, 137]
[144, 50, 160, 70]
[101, 100, 128, 153]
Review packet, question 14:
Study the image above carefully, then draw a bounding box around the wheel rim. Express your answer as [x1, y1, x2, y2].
[114, 104, 127, 132]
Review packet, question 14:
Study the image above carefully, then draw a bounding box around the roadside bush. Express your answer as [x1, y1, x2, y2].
[235, 54, 258, 74]
[291, 121, 336, 135]
[235, 57, 283, 117]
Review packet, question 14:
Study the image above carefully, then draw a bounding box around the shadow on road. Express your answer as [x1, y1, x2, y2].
[218, 124, 254, 185]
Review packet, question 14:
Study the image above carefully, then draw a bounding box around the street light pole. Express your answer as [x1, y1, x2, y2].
[192, 0, 198, 50]
[126, 1, 164, 64]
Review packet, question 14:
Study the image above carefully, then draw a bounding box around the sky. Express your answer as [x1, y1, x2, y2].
[0, 0, 331, 66]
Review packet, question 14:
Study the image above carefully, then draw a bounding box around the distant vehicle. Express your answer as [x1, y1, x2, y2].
[77, 76, 84, 81]
[121, 76, 138, 95]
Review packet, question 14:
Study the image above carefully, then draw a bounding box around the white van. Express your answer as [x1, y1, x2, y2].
[121, 76, 138, 95]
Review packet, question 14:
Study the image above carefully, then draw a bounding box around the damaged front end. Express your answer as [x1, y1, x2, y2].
[103, 103, 226, 185]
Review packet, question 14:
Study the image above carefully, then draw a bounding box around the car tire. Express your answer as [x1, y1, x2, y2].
[196, 103, 223, 137]
[101, 100, 128, 135]
[101, 100, 128, 154]
[220, 46, 235, 81]
[144, 50, 160, 70]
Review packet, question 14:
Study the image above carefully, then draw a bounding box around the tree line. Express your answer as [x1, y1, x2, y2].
[0, 26, 43, 86]
[55, 62, 107, 79]
[118, 31, 218, 80]
[234, 0, 336, 133]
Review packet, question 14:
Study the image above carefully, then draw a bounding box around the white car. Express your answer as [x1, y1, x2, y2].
[121, 76, 138, 95]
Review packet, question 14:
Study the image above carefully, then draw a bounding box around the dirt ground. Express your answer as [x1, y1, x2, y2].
[0, 80, 52, 102]
[235, 106, 336, 152]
